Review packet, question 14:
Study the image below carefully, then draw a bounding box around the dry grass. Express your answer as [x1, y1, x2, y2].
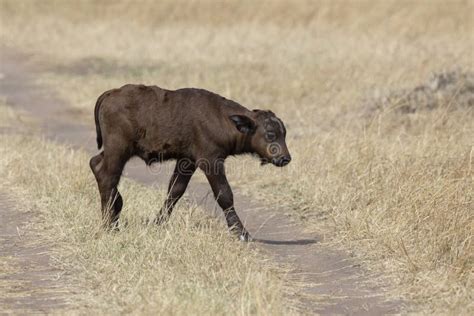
[0, 98, 34, 127]
[1, 0, 473, 313]
[2, 0, 472, 119]
[232, 104, 474, 313]
[0, 103, 291, 315]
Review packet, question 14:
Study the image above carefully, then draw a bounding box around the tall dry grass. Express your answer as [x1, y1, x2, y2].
[1, 0, 473, 313]
[1, 0, 472, 118]
[232, 104, 473, 313]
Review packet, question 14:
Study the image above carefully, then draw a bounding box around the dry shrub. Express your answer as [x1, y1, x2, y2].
[364, 70, 474, 115]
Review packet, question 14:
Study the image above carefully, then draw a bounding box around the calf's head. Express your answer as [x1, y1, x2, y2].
[230, 110, 291, 167]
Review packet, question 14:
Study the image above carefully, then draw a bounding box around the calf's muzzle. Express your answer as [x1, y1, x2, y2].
[272, 155, 292, 167]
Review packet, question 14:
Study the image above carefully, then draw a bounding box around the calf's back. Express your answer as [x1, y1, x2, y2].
[98, 84, 248, 163]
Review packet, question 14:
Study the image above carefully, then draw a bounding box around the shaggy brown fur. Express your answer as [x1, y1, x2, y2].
[90, 84, 291, 241]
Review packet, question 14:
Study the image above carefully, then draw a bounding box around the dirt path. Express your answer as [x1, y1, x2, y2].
[0, 191, 73, 314]
[0, 49, 405, 314]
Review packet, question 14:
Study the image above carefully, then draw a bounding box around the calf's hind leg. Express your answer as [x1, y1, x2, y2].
[90, 150, 128, 229]
[89, 152, 104, 177]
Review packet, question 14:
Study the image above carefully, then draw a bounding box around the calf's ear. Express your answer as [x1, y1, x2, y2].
[229, 115, 256, 135]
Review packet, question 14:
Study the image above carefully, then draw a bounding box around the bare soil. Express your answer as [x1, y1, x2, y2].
[0, 191, 73, 314]
[0, 48, 406, 314]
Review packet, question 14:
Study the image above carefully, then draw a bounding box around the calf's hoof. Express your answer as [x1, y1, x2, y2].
[102, 222, 120, 232]
[239, 230, 253, 242]
[152, 213, 170, 226]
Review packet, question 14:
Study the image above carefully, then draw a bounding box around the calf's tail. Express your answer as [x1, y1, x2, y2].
[94, 92, 107, 150]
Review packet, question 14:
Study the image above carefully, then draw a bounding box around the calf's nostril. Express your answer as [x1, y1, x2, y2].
[279, 156, 291, 166]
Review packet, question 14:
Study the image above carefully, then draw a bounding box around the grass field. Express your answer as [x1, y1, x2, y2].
[1, 0, 473, 313]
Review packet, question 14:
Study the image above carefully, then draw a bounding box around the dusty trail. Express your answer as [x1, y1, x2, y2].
[0, 191, 72, 313]
[0, 49, 404, 314]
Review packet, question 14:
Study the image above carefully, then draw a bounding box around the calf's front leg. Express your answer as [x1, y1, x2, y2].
[201, 160, 251, 241]
[155, 159, 196, 224]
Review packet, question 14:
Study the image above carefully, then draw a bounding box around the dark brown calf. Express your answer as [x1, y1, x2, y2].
[89, 84, 291, 241]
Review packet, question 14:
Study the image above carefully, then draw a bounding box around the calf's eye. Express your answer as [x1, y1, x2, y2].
[266, 132, 276, 141]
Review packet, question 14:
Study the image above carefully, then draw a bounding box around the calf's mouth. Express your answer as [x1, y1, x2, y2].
[259, 156, 291, 167]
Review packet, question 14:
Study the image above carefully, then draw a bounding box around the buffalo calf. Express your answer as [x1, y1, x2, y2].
[89, 84, 291, 241]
